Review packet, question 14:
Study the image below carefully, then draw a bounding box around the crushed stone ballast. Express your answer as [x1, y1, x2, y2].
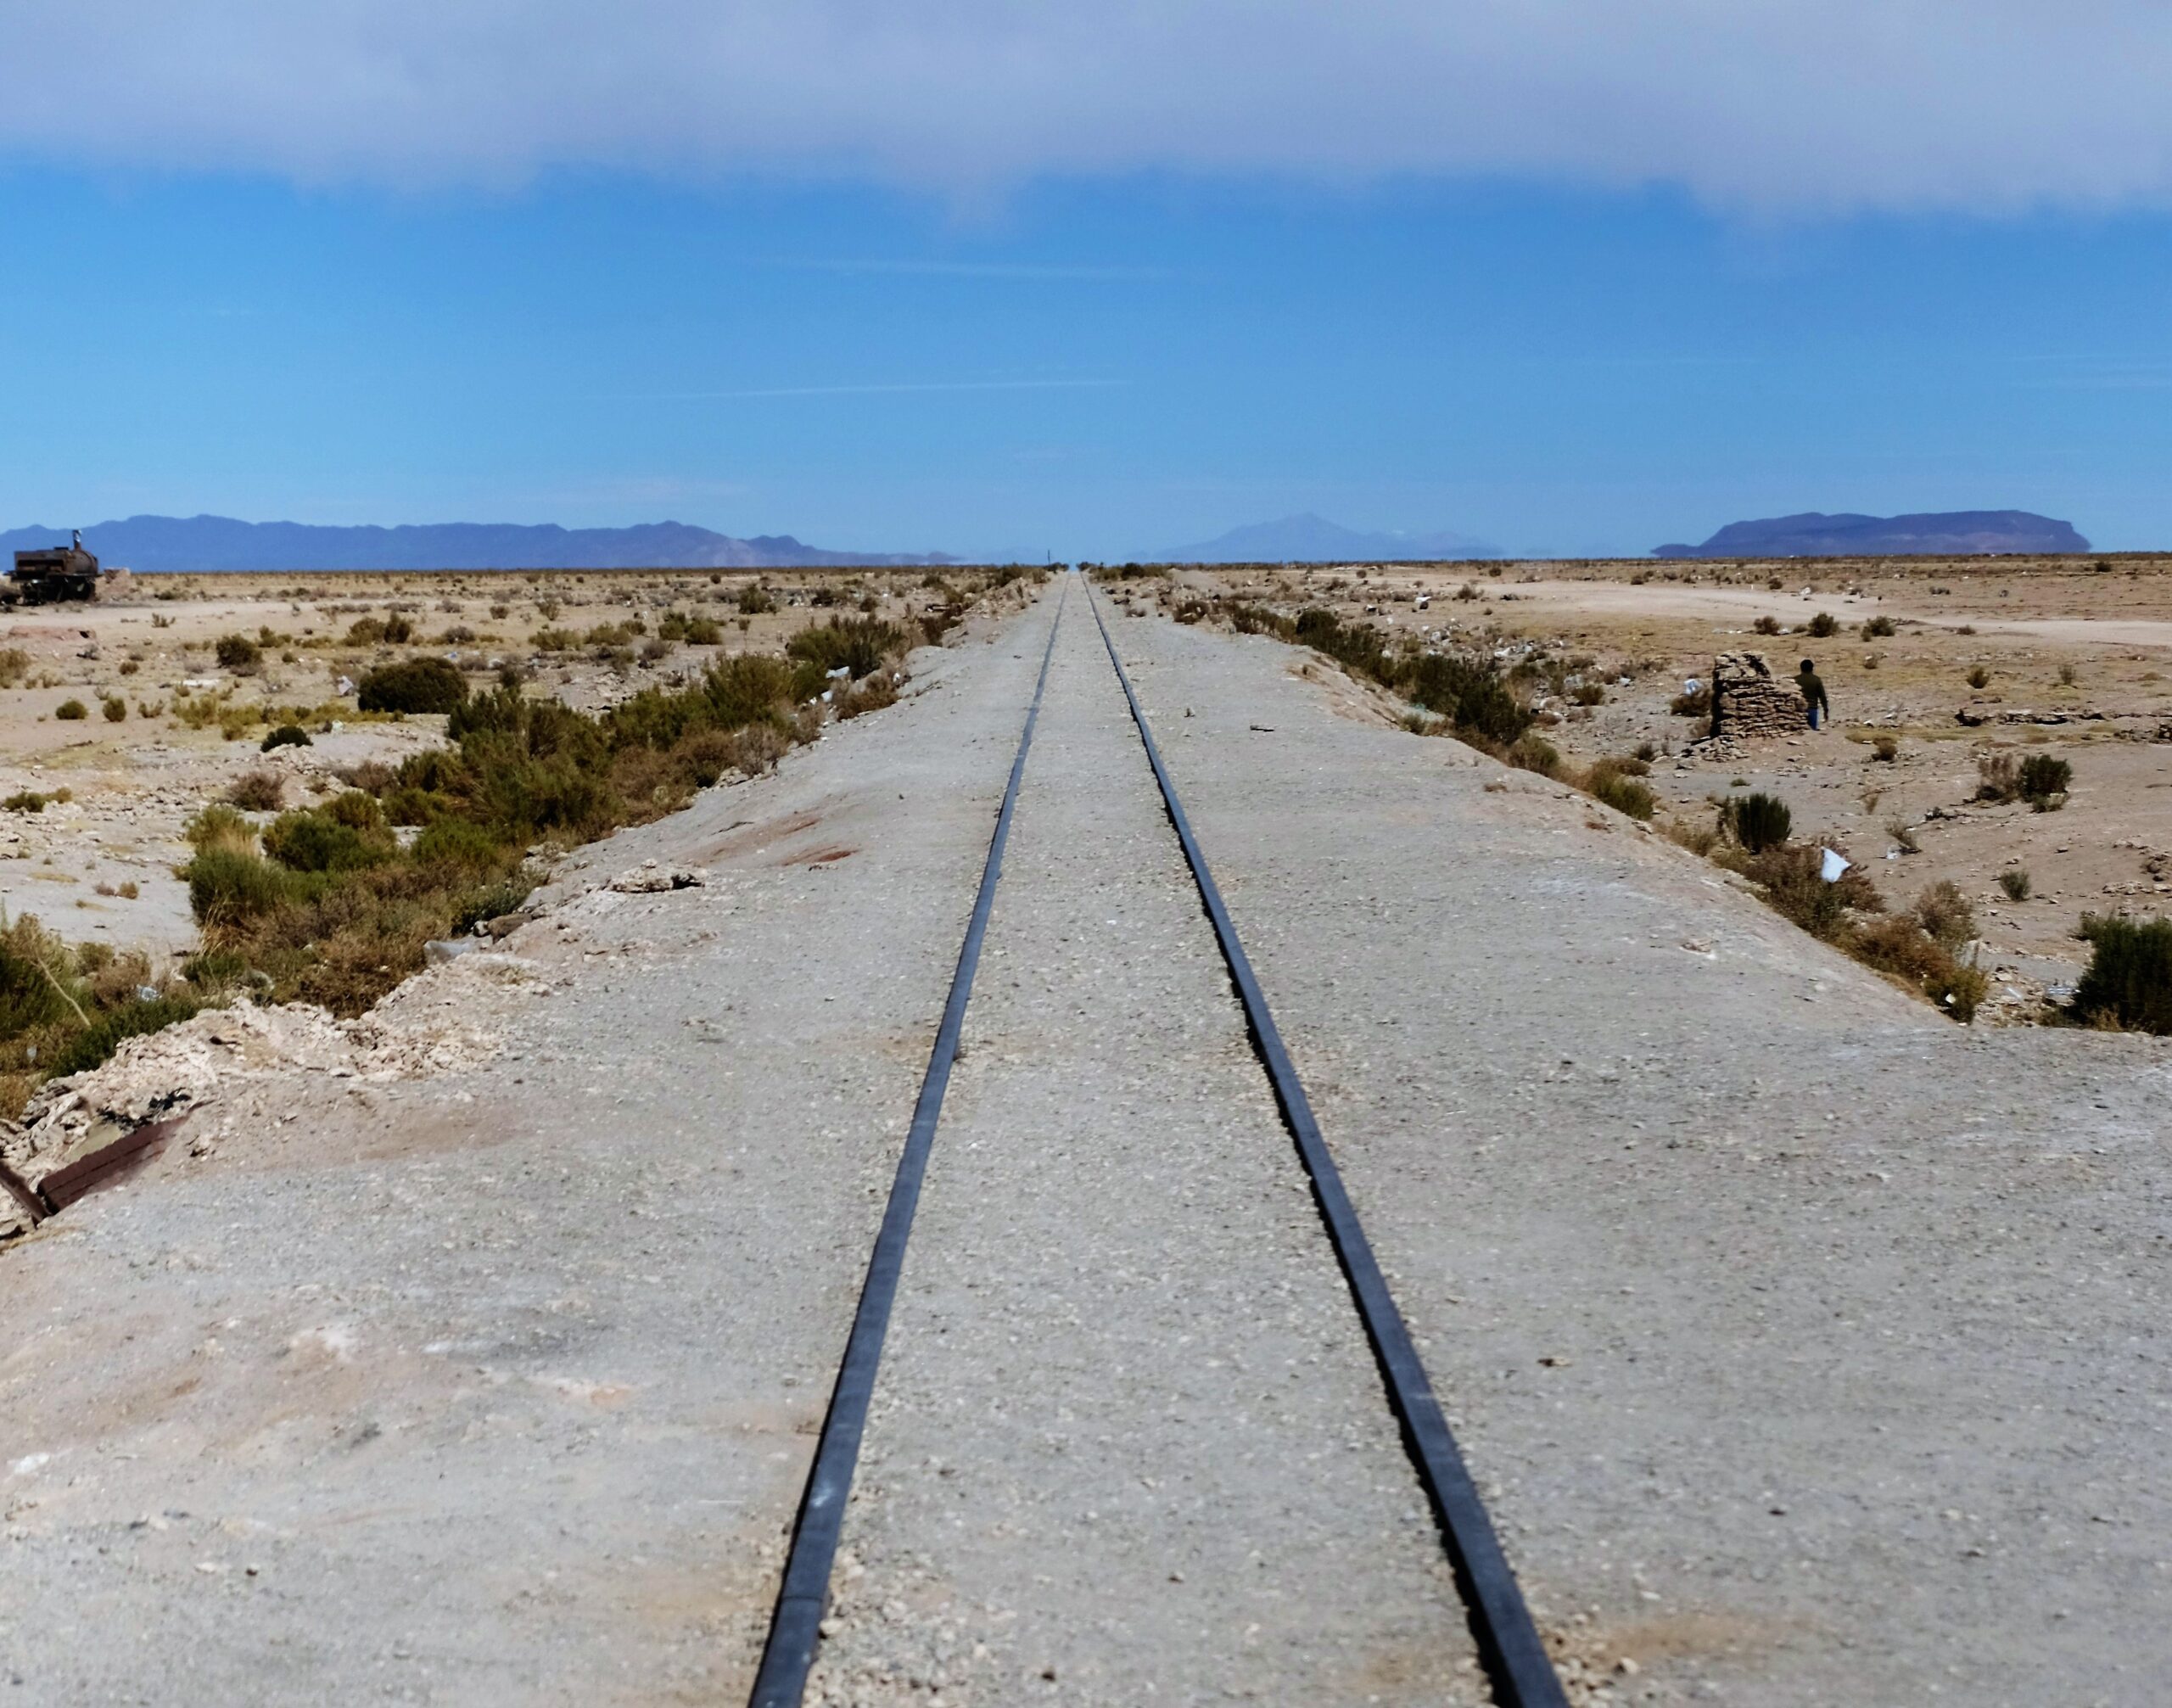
[750, 574, 1568, 1708]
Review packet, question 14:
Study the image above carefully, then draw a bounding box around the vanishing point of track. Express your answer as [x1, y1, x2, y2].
[749, 577, 1569, 1708]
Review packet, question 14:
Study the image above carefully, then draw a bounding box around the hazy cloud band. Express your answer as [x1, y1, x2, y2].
[3, 3, 2168, 212]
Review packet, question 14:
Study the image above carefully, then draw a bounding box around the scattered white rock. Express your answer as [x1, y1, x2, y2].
[607, 860, 709, 894]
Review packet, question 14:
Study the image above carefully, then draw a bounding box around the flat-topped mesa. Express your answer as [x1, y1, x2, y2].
[1711, 651, 1810, 740]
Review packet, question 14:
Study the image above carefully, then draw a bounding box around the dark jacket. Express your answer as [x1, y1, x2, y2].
[1797, 669, 1829, 715]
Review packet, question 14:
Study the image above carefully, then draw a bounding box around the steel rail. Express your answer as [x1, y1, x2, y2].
[1083, 583, 1570, 1708]
[747, 580, 1068, 1707]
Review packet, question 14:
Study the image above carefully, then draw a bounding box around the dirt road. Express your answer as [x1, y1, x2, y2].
[5, 582, 2168, 1705]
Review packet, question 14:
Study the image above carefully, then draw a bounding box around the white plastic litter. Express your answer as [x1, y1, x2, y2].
[1820, 847, 1851, 882]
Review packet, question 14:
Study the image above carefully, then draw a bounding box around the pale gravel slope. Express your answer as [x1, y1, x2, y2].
[7, 586, 2169, 1708]
[1107, 602, 2172, 1705]
[0, 621, 1053, 1705]
[809, 603, 1481, 1706]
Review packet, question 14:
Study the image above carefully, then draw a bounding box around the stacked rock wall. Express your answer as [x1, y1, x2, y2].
[1712, 651, 1809, 739]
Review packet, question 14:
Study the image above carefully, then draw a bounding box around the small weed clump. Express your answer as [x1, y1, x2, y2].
[1861, 615, 1897, 639]
[1872, 736, 1898, 763]
[1721, 791, 1793, 853]
[787, 616, 906, 680]
[1977, 751, 2070, 810]
[1966, 664, 1990, 691]
[216, 634, 262, 672]
[1998, 867, 2032, 901]
[0, 917, 201, 1115]
[54, 698, 87, 720]
[227, 769, 287, 811]
[101, 696, 127, 722]
[1583, 760, 1655, 820]
[261, 723, 312, 751]
[736, 585, 777, 615]
[1753, 614, 1782, 636]
[358, 658, 468, 714]
[1669, 683, 1712, 720]
[1807, 611, 1839, 638]
[2072, 916, 2172, 1033]
[1228, 603, 1533, 752]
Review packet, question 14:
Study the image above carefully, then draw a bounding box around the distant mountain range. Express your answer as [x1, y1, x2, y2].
[0, 514, 960, 572]
[1157, 512, 1502, 563]
[1653, 510, 2091, 560]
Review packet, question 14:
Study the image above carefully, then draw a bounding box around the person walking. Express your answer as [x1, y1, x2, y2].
[1797, 658, 1830, 731]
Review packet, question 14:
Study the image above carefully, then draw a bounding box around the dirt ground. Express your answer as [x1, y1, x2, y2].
[0, 568, 965, 961]
[1162, 553, 2172, 1014]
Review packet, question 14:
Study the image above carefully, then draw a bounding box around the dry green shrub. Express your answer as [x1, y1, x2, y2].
[1721, 791, 1792, 853]
[358, 658, 467, 714]
[1507, 733, 1560, 776]
[1913, 880, 1976, 948]
[2073, 916, 2172, 1034]
[837, 670, 900, 720]
[1998, 867, 2031, 901]
[54, 698, 87, 720]
[1582, 760, 1656, 820]
[227, 769, 287, 811]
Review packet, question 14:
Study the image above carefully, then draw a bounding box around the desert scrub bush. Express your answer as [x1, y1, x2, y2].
[2057, 661, 2079, 687]
[1966, 664, 1990, 691]
[227, 769, 287, 811]
[42, 994, 204, 1080]
[1871, 736, 1898, 763]
[216, 633, 263, 672]
[2071, 916, 2172, 1033]
[736, 585, 777, 615]
[1582, 760, 1656, 820]
[0, 647, 30, 688]
[1977, 750, 2070, 809]
[358, 658, 467, 714]
[1507, 732, 1559, 776]
[529, 627, 578, 651]
[1974, 752, 2018, 802]
[5, 790, 52, 813]
[658, 611, 723, 646]
[1913, 880, 1976, 948]
[1807, 610, 1839, 637]
[1721, 791, 1793, 853]
[54, 698, 87, 720]
[1568, 682, 1606, 706]
[101, 695, 126, 722]
[2018, 753, 2070, 809]
[787, 616, 908, 680]
[1725, 843, 1878, 941]
[1668, 682, 1712, 720]
[1861, 614, 1896, 639]
[261, 723, 311, 751]
[837, 669, 900, 720]
[1753, 614, 1782, 636]
[1998, 867, 2032, 901]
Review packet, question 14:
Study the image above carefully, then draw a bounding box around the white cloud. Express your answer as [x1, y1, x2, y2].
[4, 2, 2169, 212]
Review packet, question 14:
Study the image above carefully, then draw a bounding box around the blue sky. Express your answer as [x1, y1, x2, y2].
[3, 4, 2169, 558]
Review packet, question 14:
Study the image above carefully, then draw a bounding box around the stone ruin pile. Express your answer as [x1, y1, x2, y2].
[1710, 651, 1809, 740]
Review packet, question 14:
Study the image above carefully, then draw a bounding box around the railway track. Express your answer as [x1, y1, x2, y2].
[752, 575, 1567, 1707]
